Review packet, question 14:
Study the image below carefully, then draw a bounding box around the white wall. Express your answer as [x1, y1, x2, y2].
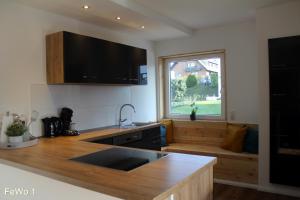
[256, 1, 300, 197]
[0, 0, 157, 136]
[155, 21, 258, 123]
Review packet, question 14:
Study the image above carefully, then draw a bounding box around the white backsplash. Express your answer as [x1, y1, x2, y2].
[30, 84, 133, 137]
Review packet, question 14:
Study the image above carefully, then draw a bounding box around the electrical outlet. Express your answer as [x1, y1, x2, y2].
[230, 111, 236, 121]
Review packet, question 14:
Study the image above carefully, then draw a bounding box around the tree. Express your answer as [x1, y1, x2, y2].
[185, 75, 197, 88]
[185, 74, 199, 101]
[210, 72, 218, 88]
[209, 72, 218, 96]
[198, 72, 219, 100]
[171, 79, 186, 102]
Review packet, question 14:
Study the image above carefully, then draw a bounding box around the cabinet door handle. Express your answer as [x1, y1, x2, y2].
[152, 139, 161, 144]
[82, 75, 97, 79]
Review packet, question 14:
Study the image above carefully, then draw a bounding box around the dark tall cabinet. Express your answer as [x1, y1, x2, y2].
[269, 35, 300, 187]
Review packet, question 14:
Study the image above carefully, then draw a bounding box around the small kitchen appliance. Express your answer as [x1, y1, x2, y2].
[59, 107, 79, 136]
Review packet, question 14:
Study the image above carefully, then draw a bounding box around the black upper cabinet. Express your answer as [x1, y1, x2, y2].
[64, 32, 104, 83]
[46, 31, 147, 85]
[269, 35, 300, 67]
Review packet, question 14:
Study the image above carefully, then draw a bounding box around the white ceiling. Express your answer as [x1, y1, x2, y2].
[136, 0, 290, 29]
[16, 0, 292, 41]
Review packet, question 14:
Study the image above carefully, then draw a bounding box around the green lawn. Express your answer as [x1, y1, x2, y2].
[171, 100, 221, 115]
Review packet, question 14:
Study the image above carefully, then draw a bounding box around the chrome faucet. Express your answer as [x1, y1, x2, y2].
[119, 104, 136, 126]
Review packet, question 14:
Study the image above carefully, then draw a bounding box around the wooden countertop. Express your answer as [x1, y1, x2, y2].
[79, 123, 161, 141]
[0, 124, 217, 200]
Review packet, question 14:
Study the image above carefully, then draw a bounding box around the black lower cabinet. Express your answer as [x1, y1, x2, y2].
[122, 127, 162, 150]
[269, 35, 300, 187]
[90, 126, 164, 151]
[90, 137, 113, 145]
[139, 127, 161, 150]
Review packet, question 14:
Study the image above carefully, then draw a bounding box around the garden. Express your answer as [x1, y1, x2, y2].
[170, 74, 221, 116]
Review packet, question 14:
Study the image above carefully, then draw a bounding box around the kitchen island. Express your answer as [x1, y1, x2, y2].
[0, 124, 216, 200]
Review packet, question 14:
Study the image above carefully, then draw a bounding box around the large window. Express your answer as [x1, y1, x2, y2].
[162, 51, 226, 120]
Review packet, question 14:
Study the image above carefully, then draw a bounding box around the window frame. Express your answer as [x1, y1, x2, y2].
[158, 50, 226, 120]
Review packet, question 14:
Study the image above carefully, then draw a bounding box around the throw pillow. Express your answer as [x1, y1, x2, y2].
[221, 124, 247, 153]
[243, 127, 259, 154]
[159, 119, 173, 144]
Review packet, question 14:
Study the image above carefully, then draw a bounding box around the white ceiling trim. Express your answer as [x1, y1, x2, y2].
[109, 0, 194, 35]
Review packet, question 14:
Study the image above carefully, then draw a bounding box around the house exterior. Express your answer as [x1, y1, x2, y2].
[170, 59, 221, 99]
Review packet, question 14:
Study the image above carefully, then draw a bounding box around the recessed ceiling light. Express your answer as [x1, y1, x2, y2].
[141, 26, 145, 29]
[83, 5, 89, 9]
[116, 16, 121, 20]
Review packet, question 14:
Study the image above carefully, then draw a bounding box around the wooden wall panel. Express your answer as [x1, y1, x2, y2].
[164, 147, 258, 185]
[172, 120, 258, 146]
[173, 120, 227, 146]
[214, 157, 258, 184]
[46, 32, 64, 84]
[158, 167, 214, 200]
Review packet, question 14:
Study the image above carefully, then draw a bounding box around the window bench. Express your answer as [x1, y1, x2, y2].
[161, 120, 258, 185]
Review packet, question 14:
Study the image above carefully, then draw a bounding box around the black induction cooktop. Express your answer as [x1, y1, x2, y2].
[70, 147, 167, 171]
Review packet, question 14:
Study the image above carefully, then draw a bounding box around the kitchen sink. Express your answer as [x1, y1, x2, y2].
[133, 122, 155, 126]
[70, 147, 167, 171]
[120, 122, 155, 129]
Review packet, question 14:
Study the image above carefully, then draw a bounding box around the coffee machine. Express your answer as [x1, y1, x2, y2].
[42, 117, 63, 137]
[59, 107, 79, 136]
[42, 107, 79, 137]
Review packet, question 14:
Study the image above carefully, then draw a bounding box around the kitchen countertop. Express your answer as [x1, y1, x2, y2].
[79, 122, 161, 141]
[0, 123, 216, 200]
